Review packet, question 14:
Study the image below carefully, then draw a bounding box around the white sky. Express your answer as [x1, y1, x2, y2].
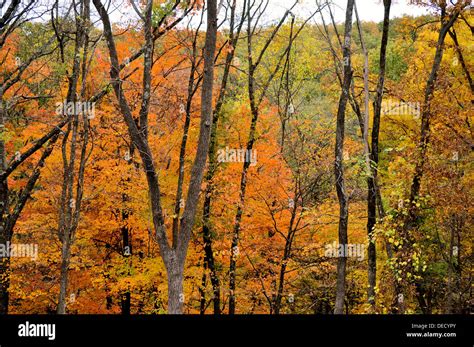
[0, 0, 434, 24]
[267, 0, 432, 22]
[105, 0, 433, 27]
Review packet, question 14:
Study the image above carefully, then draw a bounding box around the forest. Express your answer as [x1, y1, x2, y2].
[0, 0, 472, 315]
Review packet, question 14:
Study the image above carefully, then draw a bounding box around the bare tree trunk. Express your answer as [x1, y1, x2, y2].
[200, 0, 244, 315]
[366, 0, 392, 311]
[167, 256, 185, 314]
[408, 10, 459, 218]
[172, 11, 203, 245]
[57, 233, 72, 314]
[228, 1, 260, 313]
[272, 17, 301, 315]
[320, 1, 388, 311]
[169, 0, 219, 314]
[448, 28, 473, 93]
[355, 2, 375, 310]
[334, 0, 354, 315]
[120, 213, 131, 315]
[445, 215, 456, 314]
[57, 0, 90, 314]
[273, 201, 299, 314]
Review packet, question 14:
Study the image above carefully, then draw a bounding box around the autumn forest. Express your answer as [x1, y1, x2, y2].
[0, 0, 472, 316]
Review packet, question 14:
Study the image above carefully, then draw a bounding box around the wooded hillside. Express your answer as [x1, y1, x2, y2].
[0, 0, 472, 314]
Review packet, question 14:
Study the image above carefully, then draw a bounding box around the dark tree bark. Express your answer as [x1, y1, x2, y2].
[120, 222, 131, 315]
[408, 9, 461, 212]
[333, 0, 354, 315]
[367, 0, 392, 311]
[448, 27, 473, 93]
[319, 1, 393, 311]
[273, 188, 301, 314]
[0, 0, 35, 48]
[200, 0, 246, 315]
[173, 11, 205, 248]
[119, 184, 133, 315]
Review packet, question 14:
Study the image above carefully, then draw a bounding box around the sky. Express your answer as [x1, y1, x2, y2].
[267, 0, 432, 22]
[103, 0, 434, 27]
[15, 0, 434, 28]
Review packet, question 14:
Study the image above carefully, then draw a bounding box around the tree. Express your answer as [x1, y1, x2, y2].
[365, 0, 392, 311]
[93, 0, 218, 314]
[333, 0, 354, 315]
[200, 0, 246, 315]
[56, 0, 93, 314]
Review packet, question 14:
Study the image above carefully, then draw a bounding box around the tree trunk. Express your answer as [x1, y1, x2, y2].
[408, 12, 459, 213]
[56, 0, 90, 314]
[0, 83, 8, 314]
[0, 249, 10, 314]
[121, 223, 131, 315]
[367, 0, 392, 311]
[403, 5, 461, 314]
[170, 0, 218, 314]
[200, 0, 243, 315]
[202, 217, 221, 314]
[57, 235, 72, 314]
[166, 260, 184, 314]
[334, 0, 354, 315]
[228, 92, 258, 314]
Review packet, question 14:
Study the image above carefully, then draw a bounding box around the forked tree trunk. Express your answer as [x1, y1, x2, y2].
[93, 0, 218, 314]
